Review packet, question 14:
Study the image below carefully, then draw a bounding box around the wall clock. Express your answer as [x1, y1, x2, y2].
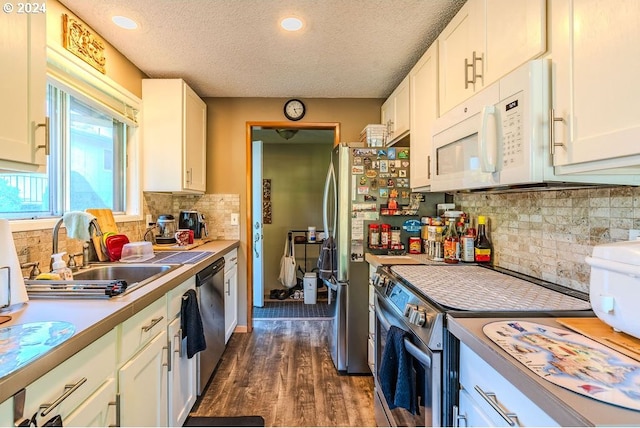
[284, 99, 306, 121]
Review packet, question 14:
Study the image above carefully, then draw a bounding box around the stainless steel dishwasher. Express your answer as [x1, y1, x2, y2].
[196, 257, 225, 395]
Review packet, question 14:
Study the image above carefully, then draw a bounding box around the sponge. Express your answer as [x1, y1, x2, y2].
[35, 272, 62, 280]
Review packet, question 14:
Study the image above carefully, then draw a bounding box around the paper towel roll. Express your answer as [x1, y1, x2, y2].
[0, 219, 29, 310]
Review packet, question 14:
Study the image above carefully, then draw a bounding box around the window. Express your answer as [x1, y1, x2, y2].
[0, 84, 129, 219]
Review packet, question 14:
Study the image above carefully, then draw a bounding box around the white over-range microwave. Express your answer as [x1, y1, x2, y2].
[430, 59, 637, 192]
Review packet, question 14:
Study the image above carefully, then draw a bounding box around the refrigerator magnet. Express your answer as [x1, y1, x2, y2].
[352, 165, 364, 174]
[379, 188, 389, 198]
[387, 179, 395, 187]
[387, 148, 396, 159]
[370, 179, 378, 190]
[357, 186, 369, 194]
[364, 194, 377, 201]
[365, 169, 377, 178]
[359, 176, 367, 185]
[363, 157, 372, 168]
[353, 156, 362, 165]
[399, 170, 407, 177]
[376, 149, 387, 158]
[379, 160, 388, 172]
[402, 160, 409, 167]
[378, 178, 387, 187]
[398, 149, 409, 159]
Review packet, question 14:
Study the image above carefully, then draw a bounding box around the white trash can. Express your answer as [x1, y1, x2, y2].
[303, 272, 317, 304]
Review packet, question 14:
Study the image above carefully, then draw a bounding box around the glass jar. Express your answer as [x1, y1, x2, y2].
[368, 224, 380, 248]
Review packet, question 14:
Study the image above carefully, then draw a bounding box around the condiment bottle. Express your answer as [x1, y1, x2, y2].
[443, 219, 459, 264]
[433, 226, 444, 261]
[474, 215, 492, 264]
[460, 216, 476, 263]
[368, 224, 380, 248]
[380, 224, 391, 249]
[390, 226, 401, 249]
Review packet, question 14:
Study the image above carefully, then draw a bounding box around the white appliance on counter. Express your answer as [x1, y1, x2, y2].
[431, 59, 640, 192]
[586, 240, 640, 340]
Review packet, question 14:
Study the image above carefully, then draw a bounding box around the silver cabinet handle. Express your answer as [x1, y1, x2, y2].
[453, 405, 467, 427]
[472, 51, 483, 84]
[427, 155, 431, 179]
[254, 233, 260, 258]
[141, 316, 164, 332]
[108, 395, 119, 428]
[464, 57, 474, 89]
[163, 343, 170, 370]
[225, 278, 231, 296]
[39, 377, 87, 417]
[35, 117, 50, 155]
[549, 108, 566, 156]
[474, 385, 519, 426]
[174, 329, 182, 355]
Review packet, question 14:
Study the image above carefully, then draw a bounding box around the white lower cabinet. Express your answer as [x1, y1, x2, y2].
[117, 296, 169, 427]
[224, 249, 238, 343]
[21, 330, 117, 427]
[118, 329, 169, 427]
[64, 379, 116, 427]
[457, 342, 558, 427]
[166, 277, 198, 428]
[0, 397, 12, 426]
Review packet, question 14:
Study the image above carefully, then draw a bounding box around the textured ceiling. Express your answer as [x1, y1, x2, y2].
[59, 0, 466, 98]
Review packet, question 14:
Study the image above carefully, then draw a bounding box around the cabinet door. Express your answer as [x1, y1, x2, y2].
[438, 0, 483, 115]
[168, 318, 197, 427]
[224, 263, 238, 343]
[64, 378, 116, 427]
[0, 398, 11, 427]
[119, 330, 168, 427]
[0, 11, 46, 170]
[484, 0, 546, 84]
[552, 0, 640, 170]
[183, 84, 207, 192]
[393, 77, 411, 139]
[410, 42, 438, 190]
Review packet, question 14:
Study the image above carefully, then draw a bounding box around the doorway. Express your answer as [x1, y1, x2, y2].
[246, 122, 340, 327]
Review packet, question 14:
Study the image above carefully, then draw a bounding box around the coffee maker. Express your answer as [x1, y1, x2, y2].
[178, 211, 208, 239]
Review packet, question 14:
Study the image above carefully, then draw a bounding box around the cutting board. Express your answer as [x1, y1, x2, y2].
[556, 317, 640, 362]
[85, 209, 119, 261]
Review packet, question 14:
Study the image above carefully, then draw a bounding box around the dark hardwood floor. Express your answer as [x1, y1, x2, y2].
[191, 320, 376, 427]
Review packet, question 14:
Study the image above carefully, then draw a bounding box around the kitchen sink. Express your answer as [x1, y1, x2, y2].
[25, 263, 180, 299]
[73, 263, 179, 295]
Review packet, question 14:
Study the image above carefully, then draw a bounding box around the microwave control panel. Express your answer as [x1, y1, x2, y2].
[501, 95, 524, 168]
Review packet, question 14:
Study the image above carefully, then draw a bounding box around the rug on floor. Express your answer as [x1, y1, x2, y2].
[183, 415, 265, 427]
[253, 299, 335, 319]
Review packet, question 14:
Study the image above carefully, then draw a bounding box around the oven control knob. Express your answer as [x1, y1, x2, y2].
[414, 309, 427, 327]
[404, 304, 418, 317]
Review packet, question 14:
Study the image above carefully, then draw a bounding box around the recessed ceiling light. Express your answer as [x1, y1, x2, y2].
[112, 15, 138, 30]
[280, 17, 303, 32]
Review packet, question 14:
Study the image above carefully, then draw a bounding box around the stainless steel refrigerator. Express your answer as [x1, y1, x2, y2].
[322, 142, 417, 374]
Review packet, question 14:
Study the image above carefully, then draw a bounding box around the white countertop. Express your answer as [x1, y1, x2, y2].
[447, 315, 640, 426]
[0, 240, 238, 404]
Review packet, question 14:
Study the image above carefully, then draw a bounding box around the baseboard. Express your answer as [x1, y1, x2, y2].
[234, 325, 248, 333]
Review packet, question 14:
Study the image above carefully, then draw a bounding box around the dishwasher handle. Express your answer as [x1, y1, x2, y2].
[196, 258, 225, 286]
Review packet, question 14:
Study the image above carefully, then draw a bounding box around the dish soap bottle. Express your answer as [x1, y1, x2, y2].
[51, 252, 73, 280]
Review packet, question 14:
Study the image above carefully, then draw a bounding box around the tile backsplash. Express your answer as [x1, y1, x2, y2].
[13, 193, 240, 276]
[454, 186, 640, 292]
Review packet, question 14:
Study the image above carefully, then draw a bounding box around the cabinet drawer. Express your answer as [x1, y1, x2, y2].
[23, 330, 116, 424]
[459, 343, 558, 427]
[64, 378, 116, 427]
[119, 297, 166, 363]
[224, 248, 238, 268]
[458, 388, 501, 427]
[167, 277, 196, 321]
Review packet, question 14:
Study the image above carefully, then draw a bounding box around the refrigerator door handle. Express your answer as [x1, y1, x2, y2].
[323, 160, 337, 238]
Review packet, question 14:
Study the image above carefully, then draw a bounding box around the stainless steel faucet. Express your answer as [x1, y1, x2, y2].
[51, 218, 103, 269]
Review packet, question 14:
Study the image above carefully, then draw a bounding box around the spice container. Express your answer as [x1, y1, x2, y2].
[390, 226, 402, 250]
[368, 224, 380, 248]
[408, 237, 421, 254]
[380, 224, 391, 249]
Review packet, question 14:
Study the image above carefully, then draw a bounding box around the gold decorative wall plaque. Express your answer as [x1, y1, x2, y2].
[62, 14, 106, 74]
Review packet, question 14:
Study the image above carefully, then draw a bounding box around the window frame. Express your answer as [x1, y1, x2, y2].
[8, 44, 142, 233]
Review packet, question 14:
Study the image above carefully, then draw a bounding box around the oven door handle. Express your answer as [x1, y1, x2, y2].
[374, 295, 392, 331]
[404, 338, 432, 369]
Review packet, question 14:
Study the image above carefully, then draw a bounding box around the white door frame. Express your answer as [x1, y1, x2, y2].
[245, 122, 340, 329]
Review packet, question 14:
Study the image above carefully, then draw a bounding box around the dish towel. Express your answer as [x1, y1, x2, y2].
[378, 326, 418, 414]
[62, 211, 95, 241]
[317, 235, 337, 280]
[180, 289, 206, 359]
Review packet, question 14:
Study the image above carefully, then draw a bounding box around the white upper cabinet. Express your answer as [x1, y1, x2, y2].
[438, 0, 546, 115]
[551, 0, 640, 173]
[381, 75, 410, 145]
[409, 42, 439, 190]
[0, 11, 47, 171]
[142, 79, 207, 193]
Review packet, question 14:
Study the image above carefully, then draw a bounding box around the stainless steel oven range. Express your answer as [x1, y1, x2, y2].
[372, 264, 592, 427]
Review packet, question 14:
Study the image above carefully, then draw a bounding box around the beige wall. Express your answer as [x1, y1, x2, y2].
[204, 97, 383, 324]
[47, 0, 147, 97]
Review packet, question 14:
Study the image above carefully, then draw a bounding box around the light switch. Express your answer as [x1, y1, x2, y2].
[230, 213, 239, 226]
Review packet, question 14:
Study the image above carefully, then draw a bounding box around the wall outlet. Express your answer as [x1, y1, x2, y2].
[230, 213, 239, 226]
[146, 214, 153, 227]
[629, 229, 640, 240]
